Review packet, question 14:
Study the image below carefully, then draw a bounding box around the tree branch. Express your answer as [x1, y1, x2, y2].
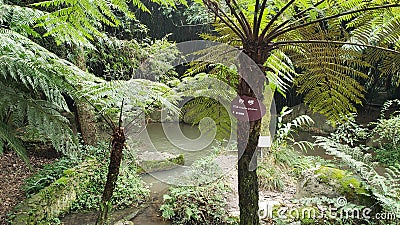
[275, 40, 400, 54]
[266, 4, 400, 42]
[232, 0, 253, 38]
[255, 0, 267, 40]
[253, 0, 260, 38]
[260, 0, 295, 40]
[225, 0, 252, 38]
[203, 0, 245, 40]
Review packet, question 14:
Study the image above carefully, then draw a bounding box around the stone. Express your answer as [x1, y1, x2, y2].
[10, 160, 98, 224]
[296, 166, 374, 206]
[136, 151, 184, 173]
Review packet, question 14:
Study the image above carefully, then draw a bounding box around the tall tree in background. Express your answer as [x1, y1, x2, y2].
[197, 0, 400, 224]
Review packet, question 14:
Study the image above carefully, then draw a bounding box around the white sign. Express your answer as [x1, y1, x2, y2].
[258, 136, 271, 147]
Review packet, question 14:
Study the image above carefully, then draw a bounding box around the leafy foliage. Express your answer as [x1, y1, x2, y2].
[23, 158, 78, 197]
[68, 143, 150, 211]
[30, 0, 187, 48]
[71, 162, 149, 211]
[160, 152, 235, 225]
[86, 36, 179, 81]
[371, 99, 400, 166]
[161, 182, 231, 225]
[79, 78, 181, 127]
[0, 24, 100, 160]
[197, 0, 400, 122]
[314, 106, 400, 218]
[258, 107, 315, 191]
[177, 70, 238, 140]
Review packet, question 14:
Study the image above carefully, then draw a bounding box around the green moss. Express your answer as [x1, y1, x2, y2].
[138, 154, 184, 173]
[316, 166, 347, 181]
[315, 166, 372, 205]
[54, 177, 69, 186]
[62, 168, 75, 176]
[10, 159, 98, 224]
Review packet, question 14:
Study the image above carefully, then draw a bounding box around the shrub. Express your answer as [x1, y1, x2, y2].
[371, 100, 400, 165]
[257, 163, 284, 191]
[160, 152, 236, 225]
[160, 182, 232, 225]
[23, 158, 78, 197]
[70, 144, 149, 211]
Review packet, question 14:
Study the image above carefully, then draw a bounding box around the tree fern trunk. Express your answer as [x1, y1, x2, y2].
[74, 45, 99, 146]
[96, 127, 125, 225]
[237, 119, 261, 225]
[237, 45, 269, 225]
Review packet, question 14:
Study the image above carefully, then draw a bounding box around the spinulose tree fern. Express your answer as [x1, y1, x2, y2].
[177, 68, 238, 140]
[193, 0, 400, 224]
[29, 0, 187, 48]
[0, 0, 184, 161]
[198, 0, 400, 122]
[0, 27, 99, 161]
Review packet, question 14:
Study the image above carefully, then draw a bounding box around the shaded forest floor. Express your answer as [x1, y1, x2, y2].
[0, 151, 55, 225]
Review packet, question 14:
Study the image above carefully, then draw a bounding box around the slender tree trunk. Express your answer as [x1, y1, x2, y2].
[96, 127, 125, 225]
[237, 47, 267, 225]
[237, 44, 271, 224]
[74, 45, 99, 146]
[237, 119, 262, 225]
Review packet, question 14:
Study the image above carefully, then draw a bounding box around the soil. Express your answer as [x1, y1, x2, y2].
[216, 155, 297, 224]
[0, 151, 55, 225]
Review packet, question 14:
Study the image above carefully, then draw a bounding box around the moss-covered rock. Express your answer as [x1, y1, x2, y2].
[10, 159, 98, 224]
[136, 151, 184, 173]
[297, 166, 373, 206]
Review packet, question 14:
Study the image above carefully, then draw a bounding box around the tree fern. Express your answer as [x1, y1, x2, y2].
[0, 12, 99, 159]
[0, 121, 29, 164]
[197, 0, 400, 122]
[79, 78, 181, 127]
[175, 71, 238, 140]
[30, 0, 187, 48]
[192, 1, 400, 223]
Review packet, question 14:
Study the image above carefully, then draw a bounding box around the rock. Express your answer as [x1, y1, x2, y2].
[296, 166, 373, 206]
[136, 151, 184, 173]
[10, 160, 98, 224]
[148, 109, 181, 123]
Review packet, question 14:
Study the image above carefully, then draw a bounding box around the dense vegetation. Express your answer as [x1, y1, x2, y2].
[1, 0, 400, 225]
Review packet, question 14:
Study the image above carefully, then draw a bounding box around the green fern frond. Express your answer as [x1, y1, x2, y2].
[0, 121, 29, 165]
[80, 79, 181, 125]
[288, 41, 370, 122]
[182, 97, 235, 140]
[0, 3, 43, 37]
[30, 0, 185, 47]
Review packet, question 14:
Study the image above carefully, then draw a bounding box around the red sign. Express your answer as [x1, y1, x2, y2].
[230, 95, 266, 121]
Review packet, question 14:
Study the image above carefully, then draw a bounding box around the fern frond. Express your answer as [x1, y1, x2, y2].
[0, 121, 29, 165]
[30, 0, 185, 47]
[80, 79, 181, 126]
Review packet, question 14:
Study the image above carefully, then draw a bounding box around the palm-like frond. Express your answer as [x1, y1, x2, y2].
[31, 0, 187, 48]
[290, 40, 370, 122]
[175, 72, 237, 140]
[0, 27, 99, 159]
[79, 79, 181, 127]
[0, 3, 43, 37]
[340, 2, 400, 85]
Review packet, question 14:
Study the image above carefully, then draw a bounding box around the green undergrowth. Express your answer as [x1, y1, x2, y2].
[160, 144, 238, 225]
[17, 142, 150, 223]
